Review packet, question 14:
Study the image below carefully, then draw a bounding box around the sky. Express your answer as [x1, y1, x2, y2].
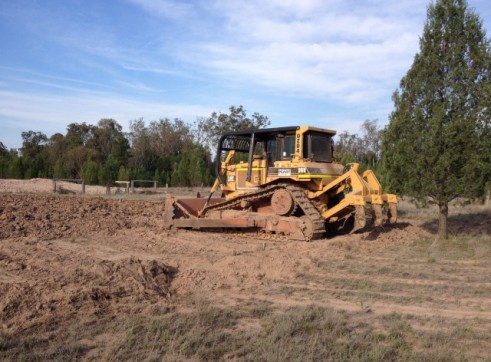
[1, 0, 490, 150]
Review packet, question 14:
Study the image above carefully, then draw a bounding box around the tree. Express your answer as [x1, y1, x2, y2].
[48, 133, 67, 178]
[98, 155, 119, 193]
[63, 123, 98, 179]
[92, 119, 130, 165]
[196, 105, 270, 152]
[0, 142, 11, 178]
[173, 144, 213, 187]
[360, 119, 382, 167]
[335, 131, 361, 164]
[65, 122, 95, 148]
[128, 118, 153, 173]
[381, 0, 491, 239]
[82, 160, 99, 184]
[20, 131, 49, 178]
[334, 120, 382, 168]
[149, 118, 192, 157]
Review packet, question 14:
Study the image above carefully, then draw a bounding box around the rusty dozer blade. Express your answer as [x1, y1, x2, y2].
[164, 196, 317, 241]
[164, 196, 224, 228]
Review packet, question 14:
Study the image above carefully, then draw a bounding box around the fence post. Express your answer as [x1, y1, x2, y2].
[52, 179, 57, 192]
[153, 181, 157, 191]
[130, 180, 134, 193]
[82, 180, 85, 194]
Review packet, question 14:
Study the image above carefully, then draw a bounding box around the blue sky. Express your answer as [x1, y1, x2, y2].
[1, 0, 490, 150]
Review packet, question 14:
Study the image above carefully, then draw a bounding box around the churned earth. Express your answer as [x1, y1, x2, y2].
[1, 179, 490, 361]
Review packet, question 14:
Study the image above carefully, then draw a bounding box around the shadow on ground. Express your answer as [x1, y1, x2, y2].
[420, 210, 491, 236]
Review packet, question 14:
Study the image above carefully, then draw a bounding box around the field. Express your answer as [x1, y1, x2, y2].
[1, 179, 490, 361]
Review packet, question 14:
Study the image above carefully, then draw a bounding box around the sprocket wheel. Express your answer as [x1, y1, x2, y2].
[271, 188, 295, 216]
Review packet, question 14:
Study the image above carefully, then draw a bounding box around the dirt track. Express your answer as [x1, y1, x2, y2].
[1, 180, 491, 360]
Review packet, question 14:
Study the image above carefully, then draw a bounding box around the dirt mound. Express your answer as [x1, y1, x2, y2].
[0, 194, 165, 240]
[1, 239, 176, 332]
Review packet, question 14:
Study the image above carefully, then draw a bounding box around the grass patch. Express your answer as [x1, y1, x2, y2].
[107, 302, 240, 361]
[2, 301, 489, 361]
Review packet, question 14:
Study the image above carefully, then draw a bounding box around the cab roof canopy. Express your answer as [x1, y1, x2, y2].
[218, 125, 336, 153]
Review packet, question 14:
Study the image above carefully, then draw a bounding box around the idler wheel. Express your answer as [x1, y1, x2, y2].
[271, 188, 295, 215]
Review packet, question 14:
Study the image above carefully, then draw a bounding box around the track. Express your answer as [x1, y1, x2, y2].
[200, 183, 325, 241]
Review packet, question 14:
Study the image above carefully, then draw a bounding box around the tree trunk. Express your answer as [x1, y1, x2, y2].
[438, 202, 448, 240]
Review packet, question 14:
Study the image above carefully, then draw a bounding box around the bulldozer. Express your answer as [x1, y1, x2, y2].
[164, 125, 397, 241]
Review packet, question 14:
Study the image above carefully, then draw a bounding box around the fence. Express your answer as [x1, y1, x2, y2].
[52, 179, 85, 194]
[113, 180, 160, 194]
[115, 181, 130, 194]
[52, 179, 172, 195]
[131, 180, 157, 193]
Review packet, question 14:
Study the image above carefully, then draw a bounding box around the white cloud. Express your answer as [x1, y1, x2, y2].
[168, 0, 427, 108]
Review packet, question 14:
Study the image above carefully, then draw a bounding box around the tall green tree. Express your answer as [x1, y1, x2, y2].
[98, 154, 119, 193]
[0, 142, 11, 178]
[92, 119, 130, 165]
[20, 131, 50, 178]
[382, 0, 491, 239]
[65, 122, 95, 147]
[63, 123, 97, 178]
[48, 133, 67, 178]
[173, 144, 213, 187]
[128, 118, 153, 174]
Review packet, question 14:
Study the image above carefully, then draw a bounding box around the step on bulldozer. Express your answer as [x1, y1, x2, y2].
[164, 126, 397, 241]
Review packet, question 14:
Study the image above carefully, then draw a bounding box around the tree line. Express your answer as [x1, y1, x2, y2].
[0, 106, 273, 187]
[0, 105, 383, 187]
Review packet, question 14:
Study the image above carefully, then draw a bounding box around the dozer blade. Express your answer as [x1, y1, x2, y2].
[164, 196, 225, 229]
[164, 196, 320, 241]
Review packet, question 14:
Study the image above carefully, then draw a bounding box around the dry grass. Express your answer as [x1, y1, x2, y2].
[2, 299, 489, 361]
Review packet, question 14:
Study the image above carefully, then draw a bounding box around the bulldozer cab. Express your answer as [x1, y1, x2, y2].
[214, 126, 341, 198]
[216, 126, 336, 183]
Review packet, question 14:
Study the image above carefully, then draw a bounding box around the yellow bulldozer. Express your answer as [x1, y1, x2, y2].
[164, 125, 397, 241]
